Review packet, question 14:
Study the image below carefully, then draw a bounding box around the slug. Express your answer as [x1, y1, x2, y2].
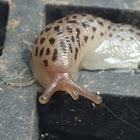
[31, 13, 140, 104]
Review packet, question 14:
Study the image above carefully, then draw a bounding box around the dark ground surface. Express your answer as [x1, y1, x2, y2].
[0, 0, 140, 140]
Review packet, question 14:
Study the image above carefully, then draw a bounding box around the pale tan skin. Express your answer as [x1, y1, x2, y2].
[31, 13, 140, 104]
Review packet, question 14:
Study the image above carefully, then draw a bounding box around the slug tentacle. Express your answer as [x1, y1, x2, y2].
[39, 73, 102, 104]
[39, 81, 59, 104]
[66, 78, 102, 104]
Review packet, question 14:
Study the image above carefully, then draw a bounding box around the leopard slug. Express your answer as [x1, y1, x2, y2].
[31, 13, 140, 104]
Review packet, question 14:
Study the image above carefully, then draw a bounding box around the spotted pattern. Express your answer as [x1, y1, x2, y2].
[71, 36, 75, 43]
[46, 48, 50, 55]
[57, 20, 63, 23]
[54, 25, 60, 31]
[75, 48, 78, 60]
[98, 20, 104, 26]
[49, 38, 55, 45]
[44, 59, 48, 67]
[40, 47, 44, 57]
[45, 27, 51, 32]
[65, 17, 69, 20]
[40, 38, 45, 45]
[52, 49, 58, 61]
[69, 44, 73, 53]
[76, 28, 81, 48]
[67, 20, 77, 23]
[33, 13, 140, 72]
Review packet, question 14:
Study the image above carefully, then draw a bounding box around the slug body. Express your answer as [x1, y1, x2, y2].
[31, 13, 140, 104]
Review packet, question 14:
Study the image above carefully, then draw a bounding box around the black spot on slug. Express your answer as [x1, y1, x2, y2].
[82, 22, 90, 28]
[57, 20, 63, 23]
[77, 40, 81, 48]
[46, 48, 50, 55]
[60, 40, 67, 53]
[45, 27, 51, 32]
[35, 46, 38, 56]
[40, 47, 44, 57]
[40, 38, 45, 45]
[76, 28, 80, 39]
[92, 27, 96, 32]
[113, 28, 116, 31]
[57, 30, 63, 35]
[52, 49, 58, 61]
[100, 32, 104, 36]
[71, 36, 74, 43]
[49, 38, 55, 45]
[44, 59, 48, 67]
[67, 20, 77, 23]
[65, 17, 69, 20]
[121, 38, 124, 41]
[54, 25, 60, 32]
[75, 47, 78, 60]
[67, 25, 72, 33]
[137, 32, 140, 36]
[73, 15, 77, 18]
[108, 26, 111, 29]
[98, 20, 104, 26]
[69, 44, 73, 53]
[84, 36, 88, 43]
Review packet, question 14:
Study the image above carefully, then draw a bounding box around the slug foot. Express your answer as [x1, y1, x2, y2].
[39, 73, 102, 104]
